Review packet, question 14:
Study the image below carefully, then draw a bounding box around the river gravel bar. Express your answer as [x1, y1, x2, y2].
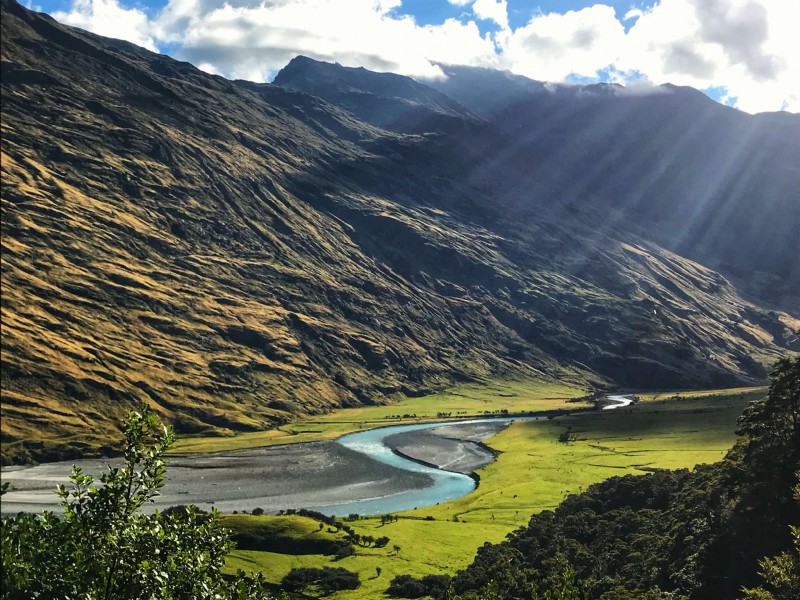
[1, 420, 509, 515]
[384, 421, 509, 473]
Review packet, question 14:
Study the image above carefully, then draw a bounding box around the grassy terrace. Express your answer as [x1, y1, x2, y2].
[203, 382, 766, 598]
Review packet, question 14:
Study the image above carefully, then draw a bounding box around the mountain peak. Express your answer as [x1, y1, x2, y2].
[273, 54, 477, 132]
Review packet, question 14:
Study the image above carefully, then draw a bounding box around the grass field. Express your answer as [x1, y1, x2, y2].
[220, 514, 346, 546]
[171, 379, 586, 454]
[219, 384, 765, 599]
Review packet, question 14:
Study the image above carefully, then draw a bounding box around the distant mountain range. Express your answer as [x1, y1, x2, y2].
[1, 0, 798, 462]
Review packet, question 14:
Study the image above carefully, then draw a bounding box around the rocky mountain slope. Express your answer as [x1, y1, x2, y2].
[287, 60, 800, 307]
[1, 0, 797, 462]
[272, 56, 478, 134]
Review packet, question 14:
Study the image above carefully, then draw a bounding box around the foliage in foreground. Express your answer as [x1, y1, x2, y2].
[741, 482, 800, 600]
[391, 357, 800, 600]
[1, 407, 270, 600]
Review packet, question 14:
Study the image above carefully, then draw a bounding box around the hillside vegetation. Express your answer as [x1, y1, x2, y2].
[405, 357, 799, 599]
[1, 0, 798, 461]
[221, 386, 762, 598]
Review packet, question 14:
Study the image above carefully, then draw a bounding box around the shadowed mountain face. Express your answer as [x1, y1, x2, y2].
[272, 56, 478, 134]
[1, 0, 798, 462]
[417, 65, 800, 306]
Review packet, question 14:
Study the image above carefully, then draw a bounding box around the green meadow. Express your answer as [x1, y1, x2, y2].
[171, 379, 585, 454]
[215, 384, 765, 599]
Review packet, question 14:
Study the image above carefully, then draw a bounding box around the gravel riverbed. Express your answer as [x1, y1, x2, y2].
[1, 421, 508, 515]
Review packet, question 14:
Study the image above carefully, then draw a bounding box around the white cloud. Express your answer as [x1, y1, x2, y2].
[498, 0, 799, 112]
[196, 62, 221, 75]
[624, 8, 644, 20]
[615, 0, 800, 112]
[53, 0, 157, 51]
[47, 0, 800, 113]
[472, 0, 508, 29]
[502, 5, 626, 81]
[154, 0, 500, 82]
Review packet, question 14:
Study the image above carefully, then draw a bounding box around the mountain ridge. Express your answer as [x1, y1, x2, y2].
[275, 56, 800, 308]
[1, 0, 797, 463]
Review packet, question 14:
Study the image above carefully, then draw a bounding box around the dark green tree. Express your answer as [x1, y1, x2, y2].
[736, 356, 800, 466]
[280, 566, 359, 595]
[1, 407, 270, 600]
[741, 524, 800, 600]
[742, 482, 800, 600]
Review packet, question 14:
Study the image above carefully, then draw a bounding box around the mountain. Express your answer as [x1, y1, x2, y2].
[272, 55, 478, 133]
[420, 63, 549, 119]
[286, 59, 800, 308]
[418, 65, 800, 306]
[1, 0, 798, 463]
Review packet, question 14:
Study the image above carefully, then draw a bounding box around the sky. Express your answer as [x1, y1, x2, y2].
[24, 0, 800, 113]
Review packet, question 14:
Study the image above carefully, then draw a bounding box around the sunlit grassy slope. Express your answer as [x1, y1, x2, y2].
[223, 386, 764, 598]
[3, 1, 797, 466]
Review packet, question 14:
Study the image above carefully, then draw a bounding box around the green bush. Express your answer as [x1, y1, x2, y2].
[0, 407, 270, 600]
[280, 566, 360, 595]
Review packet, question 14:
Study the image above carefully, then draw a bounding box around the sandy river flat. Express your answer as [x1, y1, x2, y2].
[1, 420, 509, 515]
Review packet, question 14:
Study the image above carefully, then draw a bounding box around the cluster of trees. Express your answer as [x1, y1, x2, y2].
[741, 483, 800, 600]
[345, 532, 390, 548]
[386, 567, 586, 600]
[382, 409, 510, 421]
[277, 508, 338, 526]
[389, 357, 800, 600]
[275, 509, 395, 553]
[557, 427, 577, 444]
[0, 407, 270, 599]
[280, 566, 360, 595]
[387, 574, 452, 598]
[380, 513, 399, 525]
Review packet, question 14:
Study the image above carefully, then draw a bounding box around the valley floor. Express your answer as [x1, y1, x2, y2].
[0, 380, 765, 598]
[1, 419, 506, 515]
[221, 384, 764, 599]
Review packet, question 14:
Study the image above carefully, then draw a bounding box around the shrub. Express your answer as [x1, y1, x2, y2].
[386, 573, 452, 598]
[280, 566, 360, 594]
[387, 574, 427, 598]
[0, 407, 269, 600]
